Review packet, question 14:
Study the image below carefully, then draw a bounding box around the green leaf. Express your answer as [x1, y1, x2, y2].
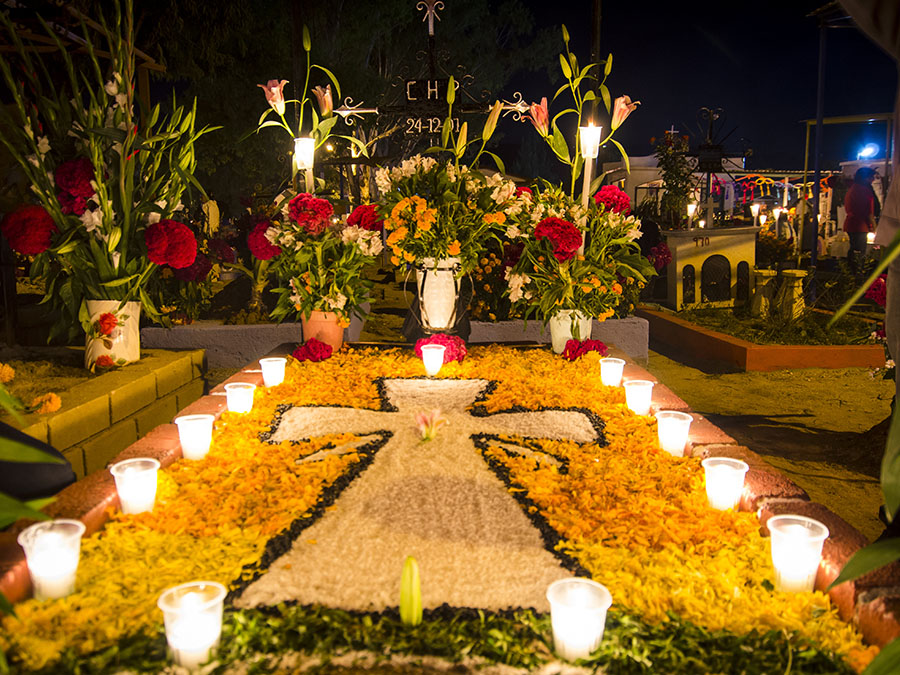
[0, 590, 15, 618]
[0, 438, 64, 464]
[0, 387, 23, 423]
[549, 125, 570, 163]
[311, 64, 342, 100]
[882, 406, 900, 521]
[559, 53, 572, 80]
[100, 275, 139, 288]
[862, 636, 900, 675]
[600, 84, 611, 114]
[604, 53, 613, 77]
[611, 138, 630, 174]
[583, 91, 597, 102]
[834, 538, 900, 590]
[0, 492, 51, 530]
[484, 151, 506, 175]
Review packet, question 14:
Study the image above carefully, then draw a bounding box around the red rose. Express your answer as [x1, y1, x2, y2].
[414, 334, 467, 363]
[562, 339, 609, 361]
[288, 193, 333, 236]
[292, 337, 332, 362]
[55, 157, 95, 199]
[593, 185, 631, 215]
[143, 219, 197, 269]
[174, 253, 213, 282]
[94, 355, 116, 368]
[97, 312, 118, 336]
[248, 222, 281, 260]
[347, 204, 383, 232]
[1, 204, 58, 255]
[534, 217, 582, 263]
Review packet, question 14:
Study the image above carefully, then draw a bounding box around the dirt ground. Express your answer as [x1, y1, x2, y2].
[645, 350, 894, 542]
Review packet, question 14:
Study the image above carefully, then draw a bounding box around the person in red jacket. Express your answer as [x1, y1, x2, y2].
[844, 167, 878, 272]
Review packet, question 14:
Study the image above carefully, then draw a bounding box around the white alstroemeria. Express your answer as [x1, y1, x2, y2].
[359, 231, 384, 257]
[280, 201, 292, 218]
[112, 142, 124, 155]
[340, 225, 363, 244]
[114, 92, 128, 109]
[399, 158, 417, 177]
[80, 208, 103, 233]
[289, 279, 303, 306]
[47, 171, 55, 187]
[490, 180, 516, 204]
[886, 359, 896, 370]
[506, 272, 531, 303]
[173, 200, 184, 212]
[326, 292, 348, 310]
[504, 199, 524, 217]
[375, 167, 392, 193]
[418, 155, 436, 172]
[530, 203, 546, 223]
[27, 154, 40, 167]
[445, 162, 458, 183]
[626, 227, 642, 242]
[264, 226, 280, 245]
[111, 252, 121, 268]
[279, 231, 296, 249]
[505, 224, 523, 239]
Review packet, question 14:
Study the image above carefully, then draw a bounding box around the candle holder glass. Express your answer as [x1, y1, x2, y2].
[546, 577, 612, 662]
[654, 411, 693, 456]
[110, 458, 160, 514]
[768, 514, 829, 593]
[17, 519, 86, 600]
[175, 414, 216, 461]
[701, 457, 749, 510]
[224, 382, 255, 413]
[599, 358, 625, 387]
[420, 344, 446, 377]
[259, 357, 287, 387]
[158, 581, 227, 670]
[623, 379, 654, 416]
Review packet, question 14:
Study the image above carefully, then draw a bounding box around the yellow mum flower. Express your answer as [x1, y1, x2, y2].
[0, 363, 14, 384]
[29, 393, 61, 415]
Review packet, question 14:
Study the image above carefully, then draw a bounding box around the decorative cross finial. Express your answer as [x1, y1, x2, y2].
[666, 124, 679, 135]
[417, 0, 444, 36]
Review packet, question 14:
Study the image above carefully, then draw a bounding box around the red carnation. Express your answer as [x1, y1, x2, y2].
[414, 334, 467, 364]
[865, 274, 887, 307]
[55, 157, 95, 199]
[347, 204, 383, 232]
[208, 238, 236, 264]
[562, 339, 609, 361]
[174, 253, 213, 282]
[97, 312, 118, 336]
[534, 217, 582, 263]
[593, 185, 631, 215]
[0, 204, 58, 255]
[58, 191, 89, 216]
[94, 355, 116, 369]
[292, 337, 332, 362]
[288, 193, 333, 236]
[143, 219, 197, 269]
[248, 222, 281, 260]
[515, 186, 533, 198]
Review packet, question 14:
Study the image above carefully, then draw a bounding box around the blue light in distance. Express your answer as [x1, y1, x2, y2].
[857, 143, 879, 159]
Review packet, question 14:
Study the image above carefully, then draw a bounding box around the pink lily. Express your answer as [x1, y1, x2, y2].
[258, 79, 289, 116]
[611, 95, 640, 130]
[312, 84, 333, 117]
[526, 97, 549, 137]
[415, 409, 448, 441]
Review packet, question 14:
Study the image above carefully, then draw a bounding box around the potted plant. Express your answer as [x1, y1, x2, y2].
[268, 195, 382, 350]
[505, 183, 655, 352]
[0, 0, 215, 369]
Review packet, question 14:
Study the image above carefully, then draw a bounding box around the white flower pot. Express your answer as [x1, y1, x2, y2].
[415, 257, 461, 332]
[84, 300, 141, 369]
[548, 309, 592, 354]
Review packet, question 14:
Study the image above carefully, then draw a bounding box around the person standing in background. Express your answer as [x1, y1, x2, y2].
[844, 167, 878, 273]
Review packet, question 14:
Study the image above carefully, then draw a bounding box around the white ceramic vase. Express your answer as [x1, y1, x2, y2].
[415, 257, 461, 332]
[548, 309, 592, 354]
[84, 300, 141, 369]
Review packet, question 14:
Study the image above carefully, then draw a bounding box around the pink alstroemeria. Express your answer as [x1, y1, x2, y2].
[258, 79, 289, 116]
[526, 97, 549, 137]
[415, 409, 448, 442]
[611, 95, 640, 130]
[312, 84, 333, 117]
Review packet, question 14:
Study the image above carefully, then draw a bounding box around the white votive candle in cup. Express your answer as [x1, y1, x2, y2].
[655, 411, 693, 457]
[599, 357, 625, 387]
[768, 515, 829, 593]
[701, 457, 749, 510]
[110, 458, 160, 514]
[175, 414, 215, 461]
[158, 581, 227, 670]
[224, 382, 255, 413]
[17, 519, 86, 600]
[420, 344, 446, 377]
[546, 577, 612, 662]
[623, 379, 654, 416]
[259, 357, 287, 387]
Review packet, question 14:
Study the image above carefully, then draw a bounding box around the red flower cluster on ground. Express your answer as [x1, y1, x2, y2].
[648, 242, 672, 271]
[248, 222, 281, 260]
[174, 253, 213, 282]
[94, 355, 116, 369]
[865, 274, 887, 308]
[144, 219, 197, 269]
[292, 338, 333, 362]
[288, 193, 333, 236]
[562, 339, 609, 361]
[414, 334, 467, 364]
[593, 185, 631, 215]
[208, 238, 236, 264]
[0, 204, 57, 255]
[97, 312, 118, 336]
[347, 204, 383, 232]
[534, 217, 582, 262]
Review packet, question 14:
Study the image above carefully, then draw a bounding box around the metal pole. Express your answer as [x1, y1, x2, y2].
[809, 19, 827, 299]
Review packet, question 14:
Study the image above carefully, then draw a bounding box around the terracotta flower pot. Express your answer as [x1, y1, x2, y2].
[302, 310, 344, 351]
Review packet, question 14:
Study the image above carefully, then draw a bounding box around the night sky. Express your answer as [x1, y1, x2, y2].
[511, 0, 897, 171]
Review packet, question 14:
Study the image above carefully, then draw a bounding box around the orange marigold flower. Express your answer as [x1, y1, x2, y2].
[0, 363, 14, 384]
[390, 255, 401, 266]
[387, 227, 408, 246]
[612, 282, 623, 294]
[581, 285, 593, 293]
[403, 251, 415, 263]
[484, 212, 506, 225]
[447, 240, 461, 256]
[30, 392, 61, 414]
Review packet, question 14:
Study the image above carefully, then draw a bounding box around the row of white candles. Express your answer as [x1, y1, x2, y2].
[15, 350, 830, 668]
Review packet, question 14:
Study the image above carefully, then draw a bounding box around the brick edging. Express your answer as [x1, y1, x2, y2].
[1, 344, 898, 652]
